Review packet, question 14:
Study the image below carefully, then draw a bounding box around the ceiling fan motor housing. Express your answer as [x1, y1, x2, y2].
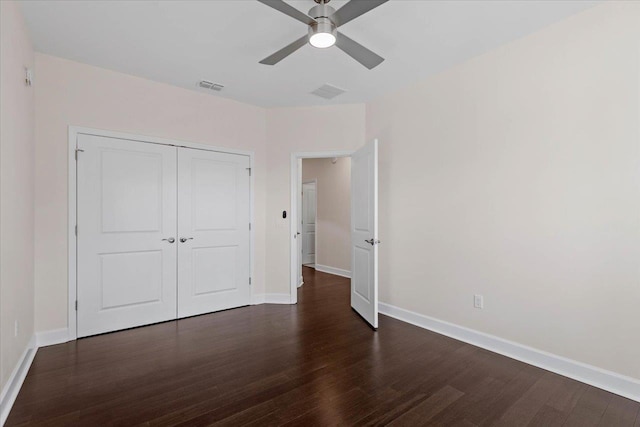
[308, 3, 337, 46]
[309, 18, 337, 41]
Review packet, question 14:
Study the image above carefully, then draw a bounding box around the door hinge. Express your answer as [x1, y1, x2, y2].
[246, 167, 251, 176]
[75, 148, 84, 160]
[249, 277, 252, 285]
[75, 300, 78, 311]
[249, 223, 251, 230]
[75, 224, 77, 236]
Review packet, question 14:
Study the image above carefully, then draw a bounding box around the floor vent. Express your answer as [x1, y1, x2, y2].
[198, 80, 224, 91]
[310, 84, 345, 100]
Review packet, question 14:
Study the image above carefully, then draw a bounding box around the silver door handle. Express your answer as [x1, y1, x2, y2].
[365, 239, 380, 245]
[162, 237, 175, 243]
[180, 237, 194, 243]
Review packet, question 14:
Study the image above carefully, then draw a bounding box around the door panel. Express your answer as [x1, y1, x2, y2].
[192, 159, 237, 230]
[351, 140, 379, 329]
[192, 246, 238, 294]
[100, 150, 164, 233]
[177, 148, 251, 318]
[77, 135, 177, 338]
[353, 247, 371, 301]
[302, 182, 317, 265]
[100, 250, 163, 309]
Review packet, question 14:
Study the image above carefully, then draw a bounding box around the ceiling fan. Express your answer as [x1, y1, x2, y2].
[257, 0, 388, 69]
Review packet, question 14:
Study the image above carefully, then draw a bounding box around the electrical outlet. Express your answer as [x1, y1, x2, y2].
[474, 294, 484, 309]
[14, 320, 19, 337]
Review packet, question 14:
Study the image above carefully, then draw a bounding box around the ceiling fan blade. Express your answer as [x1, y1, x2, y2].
[331, 0, 389, 27]
[257, 0, 317, 26]
[259, 35, 308, 65]
[335, 33, 384, 69]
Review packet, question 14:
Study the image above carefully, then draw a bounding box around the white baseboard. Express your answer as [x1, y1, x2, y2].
[298, 276, 304, 288]
[35, 328, 70, 348]
[264, 293, 293, 304]
[314, 264, 351, 279]
[1, 335, 37, 426]
[251, 293, 266, 305]
[378, 302, 640, 403]
[252, 294, 293, 305]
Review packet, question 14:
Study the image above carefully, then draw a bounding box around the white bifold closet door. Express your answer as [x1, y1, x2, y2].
[77, 135, 178, 338]
[77, 134, 251, 338]
[177, 148, 251, 318]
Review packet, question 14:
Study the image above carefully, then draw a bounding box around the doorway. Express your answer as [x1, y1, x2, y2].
[290, 141, 379, 328]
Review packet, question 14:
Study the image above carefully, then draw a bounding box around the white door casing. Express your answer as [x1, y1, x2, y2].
[301, 181, 317, 266]
[177, 148, 251, 318]
[297, 159, 303, 287]
[350, 140, 379, 329]
[77, 135, 178, 338]
[289, 150, 354, 304]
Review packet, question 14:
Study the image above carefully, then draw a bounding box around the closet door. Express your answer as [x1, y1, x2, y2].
[77, 135, 178, 337]
[177, 148, 251, 318]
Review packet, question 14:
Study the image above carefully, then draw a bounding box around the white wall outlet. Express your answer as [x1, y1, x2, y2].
[14, 320, 19, 337]
[474, 294, 484, 309]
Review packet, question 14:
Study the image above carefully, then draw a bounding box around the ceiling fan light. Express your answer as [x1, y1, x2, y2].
[308, 17, 337, 49]
[309, 32, 336, 48]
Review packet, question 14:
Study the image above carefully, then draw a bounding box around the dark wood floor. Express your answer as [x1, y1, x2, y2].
[8, 267, 640, 426]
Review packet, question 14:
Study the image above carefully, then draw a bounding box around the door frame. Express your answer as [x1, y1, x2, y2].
[68, 126, 255, 341]
[301, 179, 317, 269]
[289, 151, 353, 304]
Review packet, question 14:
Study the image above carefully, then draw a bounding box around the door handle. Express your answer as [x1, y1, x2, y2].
[365, 239, 380, 245]
[162, 237, 175, 244]
[180, 237, 194, 243]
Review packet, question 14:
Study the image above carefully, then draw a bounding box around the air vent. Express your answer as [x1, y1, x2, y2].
[310, 84, 345, 100]
[198, 80, 224, 91]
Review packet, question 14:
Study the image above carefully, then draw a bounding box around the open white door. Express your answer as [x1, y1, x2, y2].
[350, 139, 379, 329]
[301, 182, 317, 266]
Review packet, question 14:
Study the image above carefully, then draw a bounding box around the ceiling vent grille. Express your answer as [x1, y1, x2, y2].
[198, 80, 224, 91]
[310, 84, 345, 100]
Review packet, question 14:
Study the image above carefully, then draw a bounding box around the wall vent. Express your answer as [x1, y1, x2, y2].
[310, 84, 346, 100]
[198, 80, 224, 91]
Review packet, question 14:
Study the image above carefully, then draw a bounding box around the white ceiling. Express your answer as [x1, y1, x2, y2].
[20, 0, 597, 108]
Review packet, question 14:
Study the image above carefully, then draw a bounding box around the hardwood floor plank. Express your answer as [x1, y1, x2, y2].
[598, 394, 640, 427]
[6, 267, 639, 426]
[527, 404, 568, 427]
[544, 376, 586, 414]
[489, 371, 565, 426]
[564, 386, 613, 427]
[353, 390, 427, 426]
[387, 385, 464, 425]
